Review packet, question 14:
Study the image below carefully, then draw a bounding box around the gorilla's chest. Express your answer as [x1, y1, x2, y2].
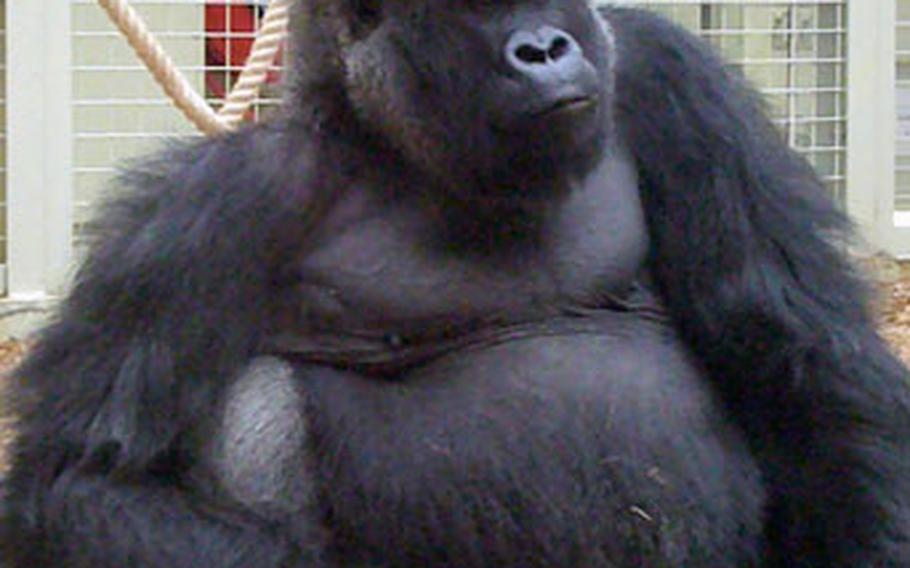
[216, 152, 763, 564]
[285, 149, 649, 334]
[204, 314, 764, 567]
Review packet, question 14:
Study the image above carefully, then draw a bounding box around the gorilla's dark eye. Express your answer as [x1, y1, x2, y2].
[351, 0, 383, 29]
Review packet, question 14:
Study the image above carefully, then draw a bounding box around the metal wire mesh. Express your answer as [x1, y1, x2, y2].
[0, 1, 7, 266]
[70, 0, 846, 250]
[897, 0, 910, 210]
[611, 0, 847, 203]
[71, 0, 284, 251]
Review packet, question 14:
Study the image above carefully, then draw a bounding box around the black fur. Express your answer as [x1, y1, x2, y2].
[2, 2, 909, 566]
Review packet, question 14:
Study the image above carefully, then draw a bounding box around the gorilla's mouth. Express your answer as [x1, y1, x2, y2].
[536, 95, 597, 117]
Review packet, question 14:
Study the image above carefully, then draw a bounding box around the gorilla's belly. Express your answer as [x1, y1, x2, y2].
[298, 314, 765, 567]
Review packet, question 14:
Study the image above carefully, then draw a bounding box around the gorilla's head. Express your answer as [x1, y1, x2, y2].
[290, 0, 616, 197]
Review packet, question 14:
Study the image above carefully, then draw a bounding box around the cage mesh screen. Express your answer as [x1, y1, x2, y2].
[0, 1, 7, 267]
[71, 0, 284, 253]
[897, 0, 910, 211]
[608, 0, 847, 203]
[71, 0, 846, 249]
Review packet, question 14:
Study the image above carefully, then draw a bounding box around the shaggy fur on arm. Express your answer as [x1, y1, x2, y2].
[606, 7, 910, 566]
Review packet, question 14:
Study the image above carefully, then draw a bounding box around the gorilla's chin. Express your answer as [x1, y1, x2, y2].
[532, 96, 602, 144]
[501, 105, 609, 181]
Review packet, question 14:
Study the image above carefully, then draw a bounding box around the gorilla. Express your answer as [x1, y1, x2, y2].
[2, 0, 909, 566]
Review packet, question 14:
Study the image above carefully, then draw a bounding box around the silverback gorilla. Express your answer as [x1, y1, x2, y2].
[3, 1, 910, 566]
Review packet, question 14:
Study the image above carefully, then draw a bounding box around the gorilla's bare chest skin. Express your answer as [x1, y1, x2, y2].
[202, 152, 765, 566]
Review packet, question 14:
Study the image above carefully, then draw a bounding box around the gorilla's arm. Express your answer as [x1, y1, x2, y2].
[604, 7, 910, 565]
[15, 474, 309, 567]
[2, 125, 330, 566]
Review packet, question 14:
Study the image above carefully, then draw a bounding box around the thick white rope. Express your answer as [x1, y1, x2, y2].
[218, 0, 291, 128]
[97, 0, 290, 135]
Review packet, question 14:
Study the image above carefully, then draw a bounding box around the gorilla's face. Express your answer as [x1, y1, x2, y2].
[331, 0, 615, 192]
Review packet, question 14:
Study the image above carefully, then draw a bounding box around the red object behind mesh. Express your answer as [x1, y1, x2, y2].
[205, 3, 282, 101]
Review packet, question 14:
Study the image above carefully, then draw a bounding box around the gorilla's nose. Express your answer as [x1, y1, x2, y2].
[505, 26, 585, 83]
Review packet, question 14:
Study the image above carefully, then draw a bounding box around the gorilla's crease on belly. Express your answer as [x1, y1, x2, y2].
[3, 1, 910, 567]
[266, 285, 666, 376]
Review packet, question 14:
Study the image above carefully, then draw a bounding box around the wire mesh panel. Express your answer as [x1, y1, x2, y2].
[897, 0, 910, 211]
[0, 1, 7, 269]
[71, 0, 846, 247]
[70, 0, 284, 254]
[606, 0, 847, 203]
[205, 1, 284, 118]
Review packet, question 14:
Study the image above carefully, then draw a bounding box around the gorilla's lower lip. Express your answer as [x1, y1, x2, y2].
[537, 96, 597, 117]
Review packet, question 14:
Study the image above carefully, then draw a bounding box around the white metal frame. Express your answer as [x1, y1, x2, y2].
[846, 0, 901, 255]
[6, 0, 73, 300]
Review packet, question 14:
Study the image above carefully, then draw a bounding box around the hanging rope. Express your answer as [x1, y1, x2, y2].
[97, 0, 291, 136]
[218, 1, 290, 128]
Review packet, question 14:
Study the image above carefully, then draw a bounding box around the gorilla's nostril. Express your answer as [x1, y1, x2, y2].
[548, 36, 571, 61]
[505, 27, 584, 78]
[515, 44, 548, 65]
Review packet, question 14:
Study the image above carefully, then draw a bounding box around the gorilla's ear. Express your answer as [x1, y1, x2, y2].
[607, 7, 868, 348]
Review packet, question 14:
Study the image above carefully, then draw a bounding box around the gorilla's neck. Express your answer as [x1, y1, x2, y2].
[292, 91, 622, 256]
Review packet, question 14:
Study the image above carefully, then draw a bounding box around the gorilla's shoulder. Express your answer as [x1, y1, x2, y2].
[597, 4, 688, 34]
[90, 121, 321, 237]
[123, 122, 313, 198]
[598, 4, 731, 71]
